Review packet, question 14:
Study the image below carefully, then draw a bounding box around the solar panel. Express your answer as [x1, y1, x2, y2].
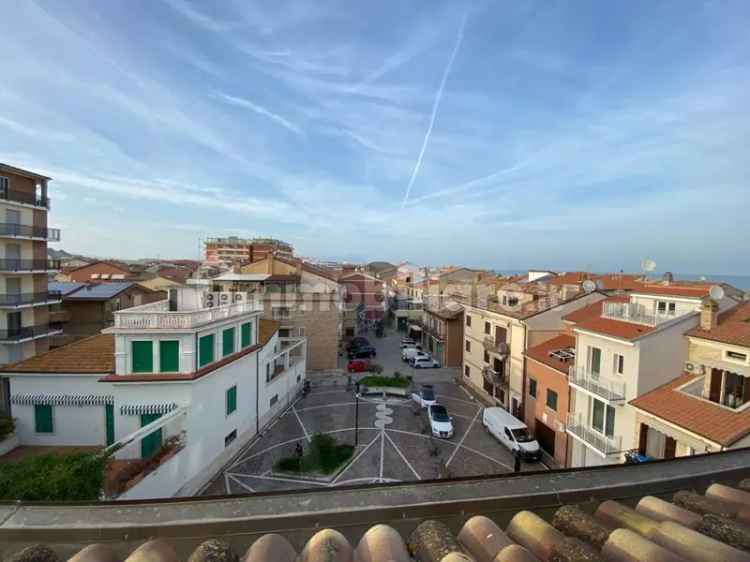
[549, 347, 576, 361]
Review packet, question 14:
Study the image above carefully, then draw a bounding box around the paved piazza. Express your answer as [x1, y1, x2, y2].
[203, 332, 546, 495]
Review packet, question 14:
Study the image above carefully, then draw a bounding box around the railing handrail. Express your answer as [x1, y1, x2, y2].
[0, 258, 60, 271]
[566, 412, 622, 454]
[600, 301, 680, 327]
[0, 188, 50, 208]
[0, 290, 63, 306]
[568, 365, 627, 401]
[0, 223, 60, 240]
[114, 300, 261, 329]
[0, 323, 64, 340]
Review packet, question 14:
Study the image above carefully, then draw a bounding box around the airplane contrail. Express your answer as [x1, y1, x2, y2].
[401, 13, 468, 210]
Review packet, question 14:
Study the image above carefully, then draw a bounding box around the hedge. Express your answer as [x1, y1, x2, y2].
[0, 452, 108, 501]
[358, 375, 410, 388]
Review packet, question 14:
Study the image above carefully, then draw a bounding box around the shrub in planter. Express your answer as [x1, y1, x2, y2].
[0, 416, 13, 440]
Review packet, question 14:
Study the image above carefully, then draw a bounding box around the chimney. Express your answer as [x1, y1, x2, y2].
[700, 298, 719, 331]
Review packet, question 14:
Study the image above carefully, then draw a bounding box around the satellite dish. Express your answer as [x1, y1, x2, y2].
[640, 258, 656, 273]
[709, 285, 725, 301]
[582, 279, 597, 293]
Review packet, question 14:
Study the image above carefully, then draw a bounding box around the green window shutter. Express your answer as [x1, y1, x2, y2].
[140, 413, 163, 458]
[226, 385, 237, 415]
[34, 404, 53, 433]
[199, 334, 215, 367]
[159, 340, 179, 372]
[132, 341, 154, 373]
[222, 327, 235, 357]
[105, 404, 115, 446]
[241, 322, 252, 348]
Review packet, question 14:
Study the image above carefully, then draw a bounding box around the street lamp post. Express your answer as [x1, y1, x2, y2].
[354, 382, 360, 447]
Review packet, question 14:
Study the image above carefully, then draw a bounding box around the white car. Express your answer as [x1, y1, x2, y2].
[411, 385, 437, 408]
[400, 338, 416, 348]
[402, 347, 426, 362]
[428, 405, 454, 438]
[411, 356, 440, 369]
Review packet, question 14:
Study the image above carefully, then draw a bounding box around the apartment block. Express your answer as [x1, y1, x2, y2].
[631, 300, 750, 456]
[204, 237, 293, 267]
[565, 283, 738, 468]
[421, 305, 464, 367]
[1, 286, 306, 499]
[0, 164, 62, 414]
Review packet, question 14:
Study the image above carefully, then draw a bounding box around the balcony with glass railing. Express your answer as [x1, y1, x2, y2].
[568, 366, 627, 403]
[0, 323, 64, 343]
[0, 290, 62, 308]
[0, 223, 60, 241]
[601, 301, 678, 327]
[0, 188, 50, 208]
[0, 259, 60, 272]
[566, 412, 622, 456]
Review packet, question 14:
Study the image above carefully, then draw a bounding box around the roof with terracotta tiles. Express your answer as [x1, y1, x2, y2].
[686, 302, 750, 348]
[632, 283, 714, 298]
[631, 371, 750, 446]
[526, 334, 577, 373]
[0, 334, 115, 374]
[8, 481, 750, 562]
[574, 313, 660, 341]
[562, 296, 629, 324]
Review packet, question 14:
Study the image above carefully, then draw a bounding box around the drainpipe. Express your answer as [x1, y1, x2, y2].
[521, 322, 527, 418]
[255, 350, 260, 435]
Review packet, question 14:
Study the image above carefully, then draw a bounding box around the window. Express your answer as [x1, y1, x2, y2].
[589, 346, 602, 376]
[726, 351, 748, 363]
[484, 350, 490, 363]
[226, 386, 237, 416]
[484, 321, 491, 335]
[0, 176, 8, 196]
[668, 302, 676, 315]
[159, 340, 179, 372]
[34, 404, 53, 433]
[466, 314, 472, 327]
[657, 301, 675, 315]
[546, 390, 558, 411]
[222, 327, 235, 357]
[241, 322, 252, 348]
[529, 379, 537, 398]
[199, 334, 215, 367]
[224, 429, 237, 447]
[270, 394, 279, 407]
[592, 399, 616, 437]
[508, 297, 519, 307]
[613, 353, 625, 375]
[132, 341, 153, 373]
[465, 340, 471, 352]
[464, 365, 470, 378]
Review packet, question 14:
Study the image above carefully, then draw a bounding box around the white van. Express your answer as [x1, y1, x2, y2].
[401, 346, 425, 362]
[482, 407, 541, 462]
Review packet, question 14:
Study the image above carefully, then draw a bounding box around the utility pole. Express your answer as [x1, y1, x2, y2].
[354, 382, 360, 447]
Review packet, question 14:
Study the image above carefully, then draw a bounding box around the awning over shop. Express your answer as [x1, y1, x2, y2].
[408, 324, 422, 332]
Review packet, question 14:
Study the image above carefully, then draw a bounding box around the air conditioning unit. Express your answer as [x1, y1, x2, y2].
[220, 293, 229, 302]
[232, 292, 245, 302]
[684, 361, 705, 375]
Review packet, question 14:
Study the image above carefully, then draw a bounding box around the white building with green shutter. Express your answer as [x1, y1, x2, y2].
[1, 287, 306, 499]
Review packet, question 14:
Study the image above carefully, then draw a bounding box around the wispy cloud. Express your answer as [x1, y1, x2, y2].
[0, 116, 74, 143]
[401, 12, 468, 209]
[214, 92, 304, 136]
[162, 0, 238, 32]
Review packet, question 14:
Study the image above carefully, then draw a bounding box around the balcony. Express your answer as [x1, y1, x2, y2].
[0, 188, 49, 209]
[0, 259, 60, 272]
[0, 223, 60, 241]
[271, 307, 295, 322]
[566, 413, 622, 456]
[0, 323, 64, 343]
[482, 366, 507, 387]
[568, 366, 626, 403]
[113, 299, 261, 330]
[483, 336, 509, 355]
[0, 291, 62, 308]
[601, 302, 678, 327]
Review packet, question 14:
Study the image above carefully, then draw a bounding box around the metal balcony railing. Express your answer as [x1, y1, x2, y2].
[601, 302, 679, 327]
[482, 366, 507, 387]
[568, 366, 627, 402]
[0, 189, 50, 208]
[0, 259, 60, 272]
[0, 223, 60, 241]
[566, 413, 622, 456]
[0, 291, 63, 307]
[0, 323, 64, 342]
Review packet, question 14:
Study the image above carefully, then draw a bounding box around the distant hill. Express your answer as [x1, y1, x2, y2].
[47, 248, 76, 260]
[367, 261, 397, 274]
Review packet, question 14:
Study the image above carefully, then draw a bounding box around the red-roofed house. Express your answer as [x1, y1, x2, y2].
[566, 283, 740, 468]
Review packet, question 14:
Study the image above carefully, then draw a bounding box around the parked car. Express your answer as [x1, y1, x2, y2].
[411, 356, 440, 369]
[346, 337, 370, 352]
[428, 405, 454, 438]
[349, 345, 376, 359]
[482, 407, 541, 461]
[401, 347, 426, 362]
[400, 338, 417, 348]
[411, 385, 437, 408]
[347, 359, 370, 373]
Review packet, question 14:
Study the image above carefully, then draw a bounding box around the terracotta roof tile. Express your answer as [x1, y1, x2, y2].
[630, 372, 750, 446]
[686, 302, 750, 348]
[574, 314, 659, 341]
[633, 284, 713, 298]
[525, 334, 576, 373]
[0, 334, 114, 374]
[562, 296, 628, 324]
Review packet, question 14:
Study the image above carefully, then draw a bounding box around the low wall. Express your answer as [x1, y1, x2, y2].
[2, 448, 750, 560]
[0, 433, 19, 457]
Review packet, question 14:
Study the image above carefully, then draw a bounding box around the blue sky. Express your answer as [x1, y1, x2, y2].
[1, 1, 749, 274]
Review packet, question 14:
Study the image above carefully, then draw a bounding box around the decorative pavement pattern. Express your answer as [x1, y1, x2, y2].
[203, 381, 544, 495]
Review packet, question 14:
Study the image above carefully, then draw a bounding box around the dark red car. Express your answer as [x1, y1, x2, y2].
[347, 359, 369, 373]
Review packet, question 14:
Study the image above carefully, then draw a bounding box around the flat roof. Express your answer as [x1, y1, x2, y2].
[0, 162, 51, 180]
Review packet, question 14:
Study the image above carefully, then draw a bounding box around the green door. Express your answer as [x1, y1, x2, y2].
[105, 404, 115, 446]
[140, 413, 163, 458]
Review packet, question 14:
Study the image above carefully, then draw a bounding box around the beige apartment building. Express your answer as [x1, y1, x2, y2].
[0, 164, 62, 413]
[211, 254, 341, 371]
